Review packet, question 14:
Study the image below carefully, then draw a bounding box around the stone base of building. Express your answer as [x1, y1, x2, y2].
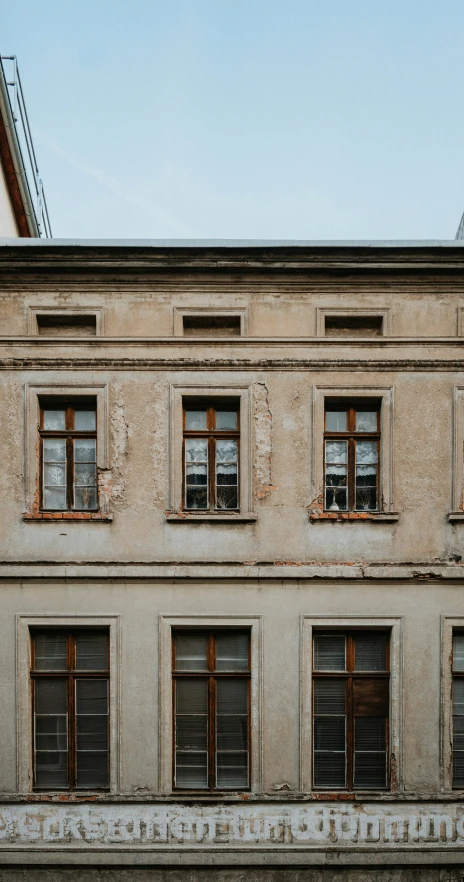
[1, 869, 464, 882]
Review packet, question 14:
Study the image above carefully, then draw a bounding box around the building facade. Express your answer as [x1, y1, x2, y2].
[1, 238, 464, 881]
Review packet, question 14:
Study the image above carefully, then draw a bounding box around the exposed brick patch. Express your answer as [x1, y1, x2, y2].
[23, 512, 113, 522]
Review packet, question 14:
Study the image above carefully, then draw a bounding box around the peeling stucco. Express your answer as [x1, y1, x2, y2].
[98, 385, 128, 510]
[253, 381, 277, 499]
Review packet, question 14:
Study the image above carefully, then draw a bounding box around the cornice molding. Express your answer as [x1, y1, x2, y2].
[2, 356, 464, 371]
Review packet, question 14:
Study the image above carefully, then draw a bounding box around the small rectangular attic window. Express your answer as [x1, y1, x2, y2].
[37, 314, 97, 337]
[182, 315, 242, 337]
[324, 315, 383, 337]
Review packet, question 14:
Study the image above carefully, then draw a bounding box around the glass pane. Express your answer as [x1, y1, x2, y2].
[216, 411, 237, 430]
[325, 440, 347, 464]
[355, 634, 387, 671]
[185, 410, 207, 430]
[35, 679, 67, 715]
[35, 715, 67, 751]
[354, 752, 387, 789]
[217, 679, 248, 714]
[453, 715, 464, 750]
[43, 439, 66, 462]
[77, 715, 108, 751]
[356, 411, 377, 432]
[216, 753, 248, 788]
[216, 487, 238, 509]
[185, 438, 208, 461]
[175, 634, 208, 670]
[313, 635, 346, 671]
[313, 753, 346, 788]
[75, 632, 108, 670]
[74, 487, 98, 511]
[325, 465, 347, 486]
[325, 411, 347, 432]
[75, 680, 108, 715]
[216, 715, 248, 751]
[176, 679, 208, 714]
[355, 486, 377, 511]
[44, 464, 66, 486]
[35, 751, 68, 788]
[34, 633, 67, 671]
[355, 717, 386, 750]
[74, 464, 97, 485]
[43, 488, 67, 510]
[74, 439, 96, 462]
[325, 487, 347, 511]
[186, 488, 208, 509]
[355, 441, 378, 464]
[452, 750, 464, 787]
[216, 633, 249, 671]
[454, 680, 464, 715]
[43, 409, 65, 430]
[74, 410, 96, 431]
[76, 752, 109, 789]
[313, 679, 346, 715]
[186, 463, 207, 484]
[216, 439, 238, 462]
[314, 717, 345, 751]
[176, 752, 208, 788]
[454, 634, 464, 671]
[176, 715, 208, 751]
[354, 718, 387, 788]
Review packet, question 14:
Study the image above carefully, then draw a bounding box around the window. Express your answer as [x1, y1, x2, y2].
[172, 630, 250, 790]
[324, 315, 383, 337]
[39, 400, 97, 511]
[182, 315, 242, 337]
[36, 314, 97, 336]
[324, 401, 380, 512]
[183, 401, 239, 511]
[31, 630, 109, 790]
[452, 632, 464, 787]
[312, 631, 390, 790]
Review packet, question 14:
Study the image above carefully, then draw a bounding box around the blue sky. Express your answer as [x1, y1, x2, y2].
[3, 1, 464, 239]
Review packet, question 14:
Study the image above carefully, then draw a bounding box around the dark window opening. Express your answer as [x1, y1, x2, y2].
[182, 315, 241, 337]
[31, 629, 109, 791]
[313, 630, 390, 791]
[172, 629, 250, 791]
[452, 632, 464, 788]
[37, 315, 97, 337]
[325, 315, 383, 337]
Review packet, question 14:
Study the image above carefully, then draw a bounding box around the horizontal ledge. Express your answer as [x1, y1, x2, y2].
[308, 512, 400, 523]
[165, 512, 257, 523]
[448, 512, 464, 522]
[23, 513, 113, 523]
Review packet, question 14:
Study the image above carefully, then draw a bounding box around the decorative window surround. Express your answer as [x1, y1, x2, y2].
[27, 307, 104, 336]
[308, 386, 397, 522]
[166, 383, 255, 521]
[173, 307, 247, 336]
[316, 308, 392, 337]
[16, 614, 120, 795]
[300, 616, 403, 793]
[441, 617, 464, 792]
[24, 383, 109, 519]
[449, 387, 464, 521]
[159, 615, 262, 794]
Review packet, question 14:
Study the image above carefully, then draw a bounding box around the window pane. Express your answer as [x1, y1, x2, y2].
[75, 679, 108, 715]
[313, 679, 346, 715]
[43, 488, 67, 510]
[175, 679, 208, 789]
[216, 633, 249, 671]
[43, 439, 66, 462]
[35, 679, 67, 714]
[453, 715, 464, 786]
[43, 409, 65, 430]
[216, 679, 249, 789]
[356, 411, 377, 432]
[176, 752, 208, 789]
[354, 634, 387, 671]
[216, 439, 238, 463]
[314, 716, 345, 751]
[74, 487, 98, 511]
[75, 680, 109, 789]
[75, 632, 108, 671]
[325, 487, 347, 511]
[325, 440, 347, 463]
[326, 411, 347, 431]
[34, 633, 67, 671]
[216, 715, 248, 752]
[216, 753, 248, 789]
[217, 679, 248, 715]
[44, 464, 66, 486]
[76, 753, 109, 789]
[216, 439, 239, 509]
[175, 634, 208, 670]
[35, 715, 67, 751]
[176, 679, 208, 714]
[185, 410, 207, 430]
[74, 410, 96, 431]
[74, 464, 97, 485]
[216, 411, 237, 430]
[314, 635, 346, 671]
[74, 438, 96, 463]
[454, 680, 464, 715]
[454, 634, 464, 671]
[176, 715, 207, 751]
[313, 753, 346, 789]
[77, 714, 108, 751]
[34, 679, 68, 789]
[355, 441, 378, 464]
[354, 718, 387, 788]
[35, 751, 68, 789]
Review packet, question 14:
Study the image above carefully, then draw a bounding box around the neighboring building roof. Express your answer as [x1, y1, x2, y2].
[456, 212, 464, 240]
[0, 238, 464, 248]
[0, 56, 51, 237]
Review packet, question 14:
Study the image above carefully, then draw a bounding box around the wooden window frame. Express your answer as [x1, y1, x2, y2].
[182, 400, 240, 512]
[39, 398, 97, 512]
[312, 629, 390, 792]
[30, 628, 110, 792]
[452, 629, 464, 789]
[324, 400, 380, 512]
[172, 628, 251, 792]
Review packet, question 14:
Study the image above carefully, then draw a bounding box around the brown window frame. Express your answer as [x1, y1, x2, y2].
[39, 399, 98, 512]
[324, 400, 380, 512]
[182, 400, 240, 512]
[30, 629, 110, 791]
[452, 630, 464, 788]
[312, 630, 390, 792]
[172, 629, 251, 791]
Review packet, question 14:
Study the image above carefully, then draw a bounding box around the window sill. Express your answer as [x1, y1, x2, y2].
[23, 512, 113, 522]
[448, 511, 464, 522]
[308, 511, 400, 523]
[164, 511, 257, 523]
